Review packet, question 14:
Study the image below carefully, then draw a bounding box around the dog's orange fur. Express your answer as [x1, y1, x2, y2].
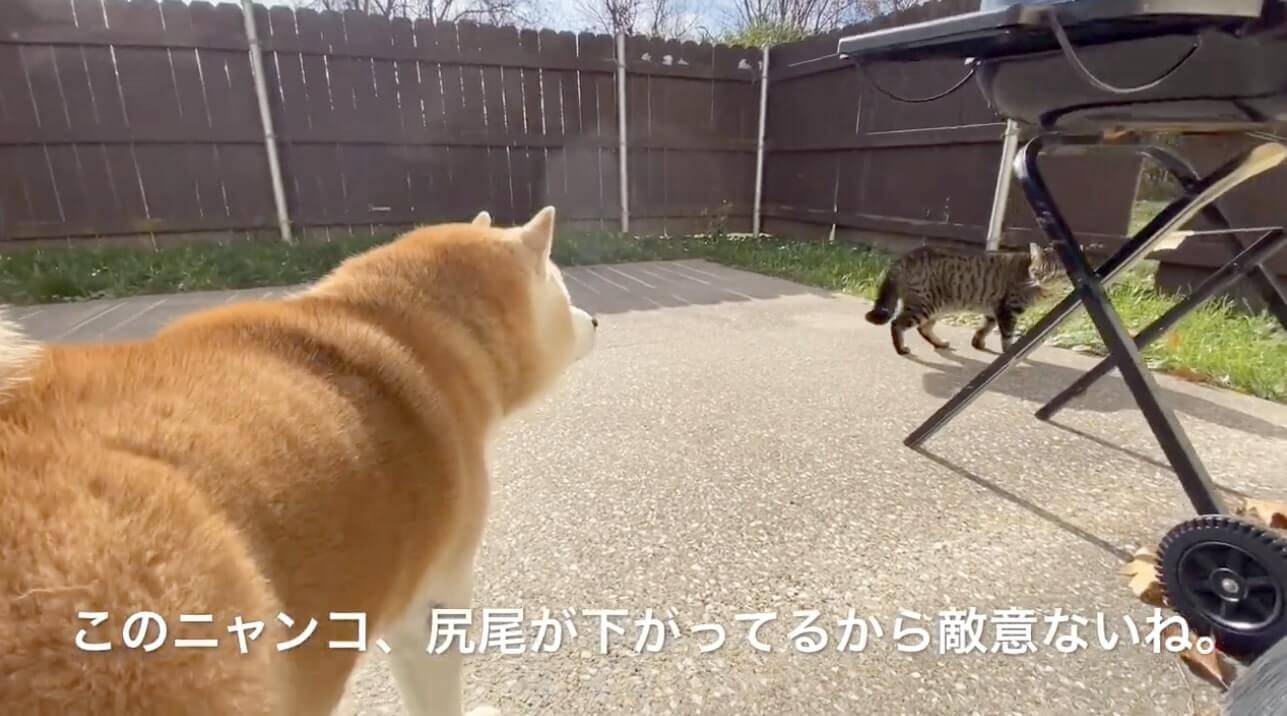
[0, 208, 592, 715]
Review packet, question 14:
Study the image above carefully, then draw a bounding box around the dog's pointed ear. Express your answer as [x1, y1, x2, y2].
[519, 206, 556, 261]
[1029, 242, 1041, 262]
[471, 210, 492, 227]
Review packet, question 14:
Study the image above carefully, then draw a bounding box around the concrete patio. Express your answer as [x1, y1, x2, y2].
[15, 259, 1287, 715]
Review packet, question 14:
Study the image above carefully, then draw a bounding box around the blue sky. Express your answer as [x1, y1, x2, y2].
[277, 0, 741, 41]
[531, 0, 737, 39]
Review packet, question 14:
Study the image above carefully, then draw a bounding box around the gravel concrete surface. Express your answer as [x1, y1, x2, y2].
[17, 259, 1287, 716]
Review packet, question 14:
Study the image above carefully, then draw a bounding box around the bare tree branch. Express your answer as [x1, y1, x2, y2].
[723, 0, 932, 45]
[725, 0, 846, 40]
[574, 0, 697, 38]
[291, 0, 541, 26]
[855, 0, 929, 20]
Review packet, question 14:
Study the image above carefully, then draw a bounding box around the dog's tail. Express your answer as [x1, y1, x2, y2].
[864, 270, 899, 325]
[0, 311, 39, 393]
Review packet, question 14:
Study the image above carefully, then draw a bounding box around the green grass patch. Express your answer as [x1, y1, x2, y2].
[0, 237, 385, 304]
[2, 229, 1283, 403]
[1035, 264, 1287, 404]
[555, 233, 891, 296]
[1129, 199, 1168, 236]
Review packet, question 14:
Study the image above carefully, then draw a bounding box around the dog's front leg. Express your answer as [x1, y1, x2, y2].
[385, 560, 499, 716]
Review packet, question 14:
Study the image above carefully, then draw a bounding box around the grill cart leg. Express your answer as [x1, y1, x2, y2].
[1250, 255, 1287, 328]
[905, 136, 1287, 515]
[1136, 142, 1287, 332]
[1018, 136, 1230, 515]
[1036, 228, 1287, 422]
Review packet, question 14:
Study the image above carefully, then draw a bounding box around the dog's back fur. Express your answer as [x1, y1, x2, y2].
[0, 208, 595, 715]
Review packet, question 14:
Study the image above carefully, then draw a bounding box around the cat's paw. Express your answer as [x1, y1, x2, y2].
[895, 347, 912, 356]
[970, 338, 988, 351]
[466, 706, 502, 716]
[932, 342, 952, 351]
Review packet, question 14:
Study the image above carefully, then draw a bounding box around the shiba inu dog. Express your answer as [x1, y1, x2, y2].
[0, 206, 596, 715]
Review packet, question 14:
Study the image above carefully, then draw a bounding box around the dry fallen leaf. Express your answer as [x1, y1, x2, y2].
[1163, 623, 1235, 690]
[1180, 645, 1235, 690]
[1238, 498, 1287, 529]
[1121, 548, 1166, 607]
[1169, 367, 1207, 384]
[1118, 556, 1240, 691]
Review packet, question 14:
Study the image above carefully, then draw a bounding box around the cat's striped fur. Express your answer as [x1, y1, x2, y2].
[865, 243, 1063, 355]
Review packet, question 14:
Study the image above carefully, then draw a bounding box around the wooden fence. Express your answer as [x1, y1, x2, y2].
[3, 0, 1285, 289]
[761, 0, 1142, 248]
[0, 0, 760, 247]
[759, 0, 1287, 285]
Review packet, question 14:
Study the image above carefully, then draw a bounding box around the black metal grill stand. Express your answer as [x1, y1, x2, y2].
[905, 134, 1287, 517]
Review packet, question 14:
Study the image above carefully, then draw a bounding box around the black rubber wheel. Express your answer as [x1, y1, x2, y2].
[1157, 515, 1287, 658]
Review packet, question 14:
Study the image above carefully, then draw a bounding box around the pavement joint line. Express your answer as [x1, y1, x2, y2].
[641, 264, 760, 302]
[13, 306, 47, 320]
[564, 271, 601, 295]
[649, 262, 713, 285]
[55, 301, 127, 340]
[628, 265, 719, 305]
[601, 265, 656, 289]
[669, 260, 729, 279]
[102, 296, 169, 335]
[582, 267, 664, 308]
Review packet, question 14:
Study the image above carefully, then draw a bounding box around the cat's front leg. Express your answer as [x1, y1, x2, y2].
[916, 319, 951, 350]
[996, 308, 1019, 352]
[971, 315, 997, 351]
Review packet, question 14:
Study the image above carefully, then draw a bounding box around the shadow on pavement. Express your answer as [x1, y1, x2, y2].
[904, 349, 1287, 442]
[564, 261, 830, 316]
[911, 447, 1133, 561]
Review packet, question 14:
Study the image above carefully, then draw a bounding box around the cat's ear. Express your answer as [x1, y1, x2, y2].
[1028, 242, 1042, 263]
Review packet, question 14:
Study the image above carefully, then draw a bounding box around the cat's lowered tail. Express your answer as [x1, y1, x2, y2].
[865, 269, 899, 325]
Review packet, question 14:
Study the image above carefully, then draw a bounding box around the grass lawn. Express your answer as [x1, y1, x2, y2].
[1, 223, 1284, 403]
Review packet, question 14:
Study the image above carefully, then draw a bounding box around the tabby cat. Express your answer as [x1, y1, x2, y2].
[865, 243, 1064, 355]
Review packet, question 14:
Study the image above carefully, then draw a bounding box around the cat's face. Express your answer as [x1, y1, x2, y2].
[1027, 244, 1064, 284]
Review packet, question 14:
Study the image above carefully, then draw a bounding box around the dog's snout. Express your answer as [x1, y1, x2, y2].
[591, 316, 599, 329]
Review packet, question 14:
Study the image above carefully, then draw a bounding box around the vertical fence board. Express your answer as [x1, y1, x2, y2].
[517, 30, 543, 135]
[102, 144, 151, 229]
[7, 147, 61, 230]
[219, 144, 274, 227]
[476, 25, 508, 137]
[625, 36, 655, 224]
[589, 33, 619, 225]
[453, 22, 485, 133]
[450, 22, 492, 219]
[319, 11, 357, 140]
[76, 145, 124, 230]
[500, 29, 528, 135]
[293, 9, 333, 141]
[388, 18, 419, 143]
[0, 0, 60, 98]
[370, 17, 404, 144]
[267, 6, 311, 141]
[477, 25, 514, 221]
